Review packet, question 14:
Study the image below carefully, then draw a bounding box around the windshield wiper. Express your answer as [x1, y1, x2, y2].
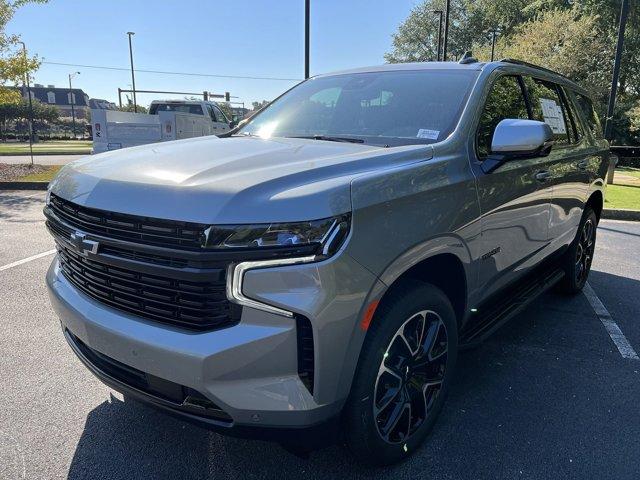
[290, 135, 365, 144]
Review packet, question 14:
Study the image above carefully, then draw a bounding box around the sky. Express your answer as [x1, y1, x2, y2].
[8, 0, 419, 109]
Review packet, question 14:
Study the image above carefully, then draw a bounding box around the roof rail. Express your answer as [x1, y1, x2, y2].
[498, 58, 573, 82]
[459, 51, 478, 64]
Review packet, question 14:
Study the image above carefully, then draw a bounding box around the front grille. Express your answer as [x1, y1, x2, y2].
[50, 193, 207, 250]
[57, 244, 240, 331]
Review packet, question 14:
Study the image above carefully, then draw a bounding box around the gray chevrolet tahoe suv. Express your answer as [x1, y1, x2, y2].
[45, 59, 609, 465]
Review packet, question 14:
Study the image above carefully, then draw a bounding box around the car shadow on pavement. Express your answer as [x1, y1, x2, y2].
[67, 275, 640, 480]
[0, 192, 45, 221]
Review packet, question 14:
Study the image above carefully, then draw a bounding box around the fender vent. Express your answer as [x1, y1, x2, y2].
[296, 316, 315, 395]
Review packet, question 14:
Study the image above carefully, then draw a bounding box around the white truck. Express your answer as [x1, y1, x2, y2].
[91, 100, 233, 154]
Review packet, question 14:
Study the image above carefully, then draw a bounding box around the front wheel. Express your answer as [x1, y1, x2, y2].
[557, 207, 598, 294]
[343, 282, 458, 466]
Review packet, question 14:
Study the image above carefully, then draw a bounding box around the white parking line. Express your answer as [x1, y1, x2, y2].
[583, 282, 639, 360]
[0, 249, 56, 272]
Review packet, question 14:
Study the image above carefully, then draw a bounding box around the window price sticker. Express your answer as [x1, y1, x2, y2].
[539, 98, 566, 134]
[417, 129, 440, 140]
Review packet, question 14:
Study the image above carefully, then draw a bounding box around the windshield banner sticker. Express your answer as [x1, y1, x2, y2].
[417, 129, 439, 140]
[539, 98, 566, 134]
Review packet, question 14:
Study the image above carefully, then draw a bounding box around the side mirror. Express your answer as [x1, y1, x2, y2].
[482, 119, 554, 173]
[229, 121, 237, 129]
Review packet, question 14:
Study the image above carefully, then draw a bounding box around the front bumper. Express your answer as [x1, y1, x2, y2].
[47, 250, 383, 431]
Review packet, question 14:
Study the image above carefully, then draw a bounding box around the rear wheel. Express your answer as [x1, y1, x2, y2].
[343, 282, 458, 466]
[557, 208, 597, 294]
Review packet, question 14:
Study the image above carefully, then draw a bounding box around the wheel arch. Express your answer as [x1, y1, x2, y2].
[375, 252, 468, 331]
[586, 189, 603, 222]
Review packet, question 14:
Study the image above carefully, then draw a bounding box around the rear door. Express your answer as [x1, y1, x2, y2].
[473, 74, 551, 297]
[521, 77, 590, 251]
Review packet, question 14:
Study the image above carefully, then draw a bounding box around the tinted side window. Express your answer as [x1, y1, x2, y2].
[477, 75, 529, 158]
[559, 86, 584, 142]
[206, 104, 216, 122]
[523, 77, 571, 145]
[574, 93, 603, 139]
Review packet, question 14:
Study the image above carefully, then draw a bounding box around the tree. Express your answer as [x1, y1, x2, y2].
[117, 103, 148, 114]
[385, 0, 640, 144]
[251, 100, 270, 111]
[217, 102, 233, 120]
[0, 98, 58, 139]
[0, 1, 47, 103]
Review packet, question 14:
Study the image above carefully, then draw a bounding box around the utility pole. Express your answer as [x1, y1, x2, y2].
[443, 0, 451, 61]
[304, 0, 310, 79]
[68, 71, 80, 139]
[434, 10, 443, 61]
[490, 29, 499, 61]
[127, 32, 138, 112]
[17, 41, 34, 166]
[604, 0, 629, 141]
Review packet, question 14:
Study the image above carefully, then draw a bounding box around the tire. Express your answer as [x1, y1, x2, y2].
[343, 282, 458, 466]
[557, 207, 598, 294]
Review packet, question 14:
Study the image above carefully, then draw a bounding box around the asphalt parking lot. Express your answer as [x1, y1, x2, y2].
[1, 189, 639, 480]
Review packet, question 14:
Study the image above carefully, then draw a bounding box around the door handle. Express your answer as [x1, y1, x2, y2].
[577, 159, 588, 170]
[535, 170, 551, 182]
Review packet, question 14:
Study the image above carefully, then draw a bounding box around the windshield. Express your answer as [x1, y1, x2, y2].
[149, 103, 204, 115]
[238, 69, 477, 146]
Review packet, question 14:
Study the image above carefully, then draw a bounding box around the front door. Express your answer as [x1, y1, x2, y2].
[473, 73, 551, 298]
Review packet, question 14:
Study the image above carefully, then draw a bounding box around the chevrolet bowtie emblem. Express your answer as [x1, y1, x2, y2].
[69, 231, 99, 255]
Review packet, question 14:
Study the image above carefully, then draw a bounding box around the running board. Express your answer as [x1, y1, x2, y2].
[459, 267, 565, 349]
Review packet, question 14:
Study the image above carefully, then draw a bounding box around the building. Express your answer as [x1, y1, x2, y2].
[89, 98, 117, 110]
[14, 84, 91, 120]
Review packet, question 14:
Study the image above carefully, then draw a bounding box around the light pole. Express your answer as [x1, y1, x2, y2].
[443, 0, 451, 61]
[489, 29, 499, 61]
[17, 41, 34, 166]
[304, 0, 310, 79]
[604, 0, 630, 141]
[127, 32, 138, 112]
[68, 71, 80, 139]
[434, 10, 443, 61]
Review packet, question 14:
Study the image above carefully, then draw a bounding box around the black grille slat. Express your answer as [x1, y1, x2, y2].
[58, 246, 232, 325]
[49, 194, 205, 250]
[59, 247, 223, 302]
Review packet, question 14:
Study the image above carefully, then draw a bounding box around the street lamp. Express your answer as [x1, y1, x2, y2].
[488, 28, 500, 61]
[68, 71, 80, 139]
[434, 10, 443, 61]
[604, 0, 630, 140]
[304, 2, 310, 79]
[443, 0, 451, 61]
[126, 32, 137, 112]
[17, 41, 34, 166]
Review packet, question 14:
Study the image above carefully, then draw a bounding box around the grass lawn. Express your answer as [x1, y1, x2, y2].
[617, 166, 640, 179]
[0, 140, 91, 155]
[18, 165, 62, 182]
[605, 184, 640, 211]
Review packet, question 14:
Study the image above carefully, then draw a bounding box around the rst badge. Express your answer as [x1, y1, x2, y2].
[69, 231, 99, 255]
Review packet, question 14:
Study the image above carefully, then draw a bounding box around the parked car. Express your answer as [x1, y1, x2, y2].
[45, 59, 609, 466]
[91, 100, 233, 153]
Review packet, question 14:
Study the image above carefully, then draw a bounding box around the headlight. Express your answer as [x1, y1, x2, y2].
[201, 213, 350, 257]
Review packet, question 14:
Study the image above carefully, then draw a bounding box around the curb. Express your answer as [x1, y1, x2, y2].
[602, 208, 640, 221]
[0, 181, 48, 190]
[0, 152, 88, 157]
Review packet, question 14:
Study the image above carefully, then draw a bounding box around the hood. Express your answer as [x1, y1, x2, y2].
[50, 135, 432, 224]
